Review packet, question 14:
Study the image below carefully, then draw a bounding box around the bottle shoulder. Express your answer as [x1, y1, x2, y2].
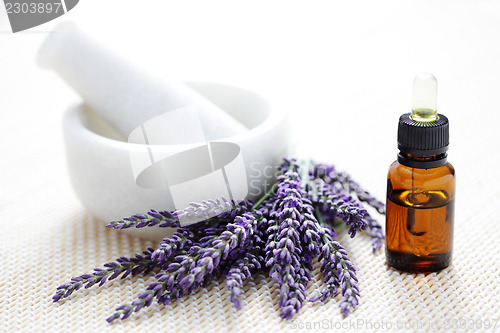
[388, 160, 455, 176]
[388, 160, 455, 193]
[445, 161, 455, 176]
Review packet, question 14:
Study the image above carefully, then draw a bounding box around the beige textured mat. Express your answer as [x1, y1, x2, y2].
[1, 170, 499, 333]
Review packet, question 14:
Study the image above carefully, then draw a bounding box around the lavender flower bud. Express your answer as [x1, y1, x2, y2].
[53, 247, 157, 302]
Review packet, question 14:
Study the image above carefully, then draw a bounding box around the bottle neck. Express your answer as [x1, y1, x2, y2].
[398, 152, 447, 169]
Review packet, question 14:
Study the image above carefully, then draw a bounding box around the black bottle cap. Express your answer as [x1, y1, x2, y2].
[398, 113, 449, 156]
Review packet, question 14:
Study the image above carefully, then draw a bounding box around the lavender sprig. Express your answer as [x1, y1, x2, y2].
[106, 210, 179, 229]
[364, 214, 384, 252]
[152, 229, 195, 264]
[266, 208, 305, 320]
[309, 178, 367, 238]
[107, 249, 189, 323]
[313, 163, 385, 214]
[175, 213, 258, 291]
[108, 213, 258, 322]
[225, 245, 264, 309]
[218, 199, 254, 220]
[265, 159, 321, 319]
[53, 247, 157, 302]
[278, 259, 312, 320]
[223, 193, 276, 309]
[176, 197, 234, 225]
[311, 163, 383, 250]
[309, 225, 359, 317]
[107, 198, 253, 230]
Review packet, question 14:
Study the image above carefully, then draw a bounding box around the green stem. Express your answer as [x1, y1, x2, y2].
[251, 183, 278, 210]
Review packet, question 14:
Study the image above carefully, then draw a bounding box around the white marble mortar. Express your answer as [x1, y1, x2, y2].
[63, 82, 288, 240]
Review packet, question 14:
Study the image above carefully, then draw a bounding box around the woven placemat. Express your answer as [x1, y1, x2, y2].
[1, 163, 499, 333]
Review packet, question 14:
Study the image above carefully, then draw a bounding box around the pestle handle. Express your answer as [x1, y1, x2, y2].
[37, 22, 248, 141]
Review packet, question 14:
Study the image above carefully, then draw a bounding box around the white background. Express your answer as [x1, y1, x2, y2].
[1, 0, 500, 205]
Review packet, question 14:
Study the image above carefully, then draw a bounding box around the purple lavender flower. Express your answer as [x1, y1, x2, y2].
[107, 198, 253, 230]
[107, 247, 195, 323]
[313, 163, 385, 214]
[309, 178, 368, 238]
[364, 214, 384, 252]
[310, 226, 359, 317]
[225, 245, 264, 309]
[254, 194, 277, 217]
[193, 222, 230, 248]
[189, 199, 255, 247]
[310, 164, 384, 248]
[174, 212, 261, 301]
[176, 197, 234, 226]
[108, 213, 258, 322]
[265, 159, 322, 319]
[182, 213, 257, 286]
[106, 210, 180, 229]
[218, 199, 254, 220]
[222, 194, 274, 309]
[278, 259, 312, 320]
[152, 229, 194, 264]
[106, 289, 155, 323]
[53, 248, 157, 302]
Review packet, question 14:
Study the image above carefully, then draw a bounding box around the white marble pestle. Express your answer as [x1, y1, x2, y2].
[37, 22, 248, 141]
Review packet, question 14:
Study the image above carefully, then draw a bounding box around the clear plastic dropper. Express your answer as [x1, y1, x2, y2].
[411, 73, 438, 122]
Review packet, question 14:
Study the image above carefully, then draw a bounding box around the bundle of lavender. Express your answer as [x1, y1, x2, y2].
[53, 159, 385, 322]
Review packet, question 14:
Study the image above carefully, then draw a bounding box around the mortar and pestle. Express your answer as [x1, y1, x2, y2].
[37, 22, 288, 240]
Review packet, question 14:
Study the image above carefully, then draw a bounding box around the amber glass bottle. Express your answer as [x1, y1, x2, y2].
[386, 74, 455, 273]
